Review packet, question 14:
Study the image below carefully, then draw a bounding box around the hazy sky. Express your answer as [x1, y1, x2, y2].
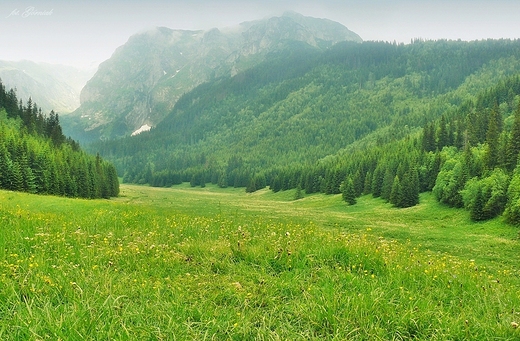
[1, 0, 519, 68]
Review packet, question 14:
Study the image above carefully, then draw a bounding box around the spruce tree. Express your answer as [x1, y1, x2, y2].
[189, 174, 198, 187]
[381, 168, 394, 201]
[389, 175, 401, 207]
[399, 167, 420, 208]
[437, 116, 449, 150]
[218, 172, 228, 188]
[341, 177, 357, 205]
[371, 165, 385, 197]
[10, 161, 24, 191]
[294, 185, 303, 200]
[506, 102, 520, 172]
[0, 143, 10, 188]
[422, 122, 436, 152]
[504, 164, 520, 225]
[484, 103, 501, 170]
[363, 171, 373, 195]
[246, 177, 256, 193]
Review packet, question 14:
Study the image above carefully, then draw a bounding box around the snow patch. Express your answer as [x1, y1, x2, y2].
[170, 69, 181, 79]
[131, 124, 152, 136]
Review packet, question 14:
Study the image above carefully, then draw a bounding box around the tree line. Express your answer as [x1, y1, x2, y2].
[0, 80, 119, 198]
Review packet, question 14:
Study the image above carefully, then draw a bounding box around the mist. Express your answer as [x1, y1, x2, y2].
[0, 0, 519, 68]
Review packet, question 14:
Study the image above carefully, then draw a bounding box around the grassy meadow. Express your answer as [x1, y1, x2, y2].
[0, 183, 519, 340]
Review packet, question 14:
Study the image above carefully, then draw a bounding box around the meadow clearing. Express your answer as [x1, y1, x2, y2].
[0, 183, 519, 340]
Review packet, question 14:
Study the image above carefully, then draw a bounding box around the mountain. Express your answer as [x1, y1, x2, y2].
[64, 12, 362, 142]
[0, 60, 94, 114]
[89, 39, 520, 190]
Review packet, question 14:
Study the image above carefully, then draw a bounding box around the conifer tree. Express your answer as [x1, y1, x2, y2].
[422, 122, 436, 152]
[483, 103, 501, 170]
[504, 164, 520, 225]
[381, 168, 395, 201]
[294, 185, 303, 200]
[371, 164, 385, 198]
[352, 170, 364, 197]
[389, 175, 401, 206]
[10, 161, 23, 191]
[506, 102, 520, 171]
[218, 172, 228, 188]
[437, 115, 449, 150]
[400, 166, 420, 207]
[363, 170, 373, 195]
[0, 143, 10, 188]
[340, 176, 357, 205]
[246, 176, 257, 193]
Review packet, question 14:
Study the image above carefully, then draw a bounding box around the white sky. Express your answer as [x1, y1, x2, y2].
[1, 0, 519, 68]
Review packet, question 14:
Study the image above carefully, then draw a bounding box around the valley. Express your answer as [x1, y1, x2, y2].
[1, 7, 520, 339]
[0, 60, 94, 114]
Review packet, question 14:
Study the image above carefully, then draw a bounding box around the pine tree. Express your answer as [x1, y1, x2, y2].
[506, 102, 520, 172]
[425, 152, 442, 191]
[270, 175, 282, 193]
[389, 175, 401, 207]
[400, 167, 420, 208]
[504, 165, 520, 225]
[341, 177, 357, 205]
[422, 122, 436, 152]
[294, 185, 303, 200]
[381, 167, 394, 201]
[483, 103, 501, 170]
[371, 164, 385, 197]
[10, 161, 24, 191]
[437, 116, 449, 150]
[363, 170, 373, 195]
[190, 174, 199, 187]
[0, 143, 10, 188]
[352, 170, 364, 197]
[246, 176, 257, 193]
[304, 172, 315, 194]
[108, 165, 120, 197]
[218, 172, 228, 188]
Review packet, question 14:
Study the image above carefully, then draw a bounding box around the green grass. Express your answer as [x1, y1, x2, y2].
[0, 184, 519, 339]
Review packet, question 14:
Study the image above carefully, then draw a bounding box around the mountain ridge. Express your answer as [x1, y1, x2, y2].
[64, 12, 362, 142]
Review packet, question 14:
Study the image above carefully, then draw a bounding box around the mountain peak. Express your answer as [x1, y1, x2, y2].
[66, 13, 362, 142]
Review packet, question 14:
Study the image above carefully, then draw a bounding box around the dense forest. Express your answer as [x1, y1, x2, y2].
[269, 76, 520, 225]
[91, 39, 520, 223]
[0, 80, 119, 198]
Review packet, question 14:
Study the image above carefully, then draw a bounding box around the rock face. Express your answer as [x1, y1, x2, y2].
[0, 60, 94, 114]
[68, 12, 362, 142]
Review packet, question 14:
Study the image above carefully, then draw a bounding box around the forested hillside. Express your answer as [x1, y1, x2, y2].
[0, 80, 119, 198]
[92, 38, 520, 188]
[269, 76, 520, 223]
